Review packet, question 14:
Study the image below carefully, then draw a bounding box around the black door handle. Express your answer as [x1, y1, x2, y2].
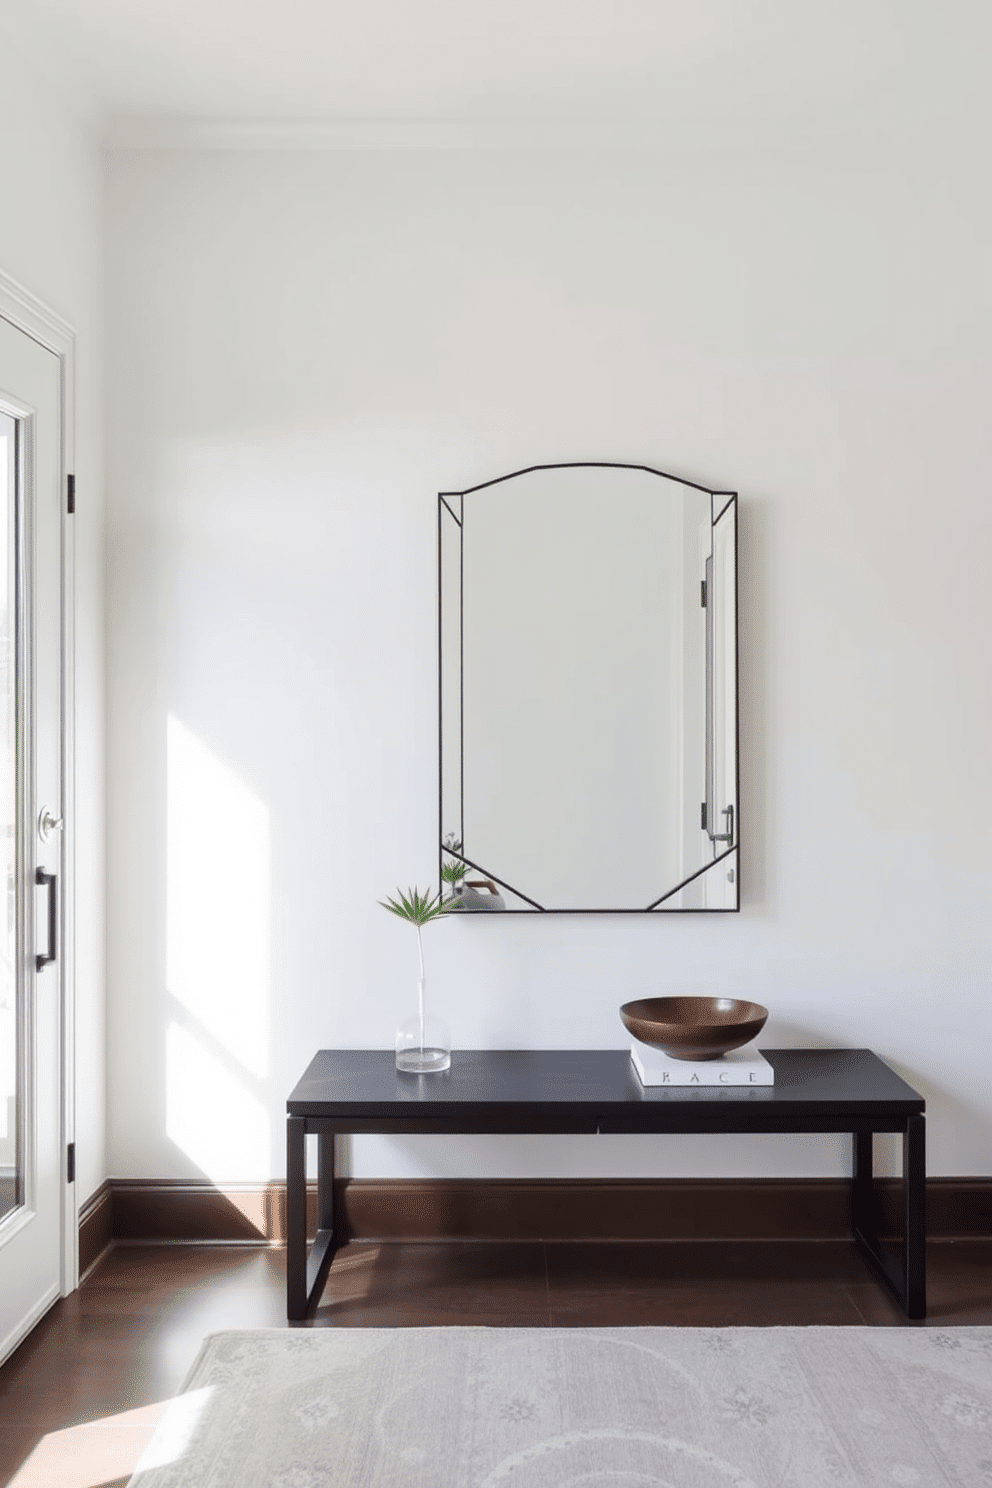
[36, 867, 56, 972]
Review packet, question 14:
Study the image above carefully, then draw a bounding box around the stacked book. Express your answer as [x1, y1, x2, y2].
[631, 1042, 773, 1086]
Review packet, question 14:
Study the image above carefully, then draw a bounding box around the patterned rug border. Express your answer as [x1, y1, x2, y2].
[174, 1324, 992, 1401]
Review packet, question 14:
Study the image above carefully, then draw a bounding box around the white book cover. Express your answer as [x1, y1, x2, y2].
[630, 1042, 774, 1086]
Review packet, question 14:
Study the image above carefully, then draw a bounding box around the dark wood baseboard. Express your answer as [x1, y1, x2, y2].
[80, 1176, 991, 1252]
[111, 1179, 294, 1243]
[78, 1179, 115, 1279]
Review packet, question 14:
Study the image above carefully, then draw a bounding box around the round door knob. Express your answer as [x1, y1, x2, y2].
[38, 807, 63, 841]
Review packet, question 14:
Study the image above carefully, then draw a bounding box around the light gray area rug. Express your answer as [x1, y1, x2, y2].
[128, 1326, 992, 1487]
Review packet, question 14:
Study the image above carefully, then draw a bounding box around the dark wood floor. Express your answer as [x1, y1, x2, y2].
[1, 1237, 990, 1486]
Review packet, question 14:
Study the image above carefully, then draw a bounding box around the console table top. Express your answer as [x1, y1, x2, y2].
[287, 1048, 924, 1118]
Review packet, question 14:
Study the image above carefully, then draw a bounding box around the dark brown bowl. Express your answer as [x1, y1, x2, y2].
[619, 996, 768, 1061]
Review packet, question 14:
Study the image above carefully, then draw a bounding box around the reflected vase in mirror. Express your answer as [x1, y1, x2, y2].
[439, 463, 739, 912]
[443, 835, 506, 912]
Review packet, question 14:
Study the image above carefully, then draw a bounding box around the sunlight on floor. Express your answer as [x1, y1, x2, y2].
[165, 715, 272, 1181]
[11, 1388, 215, 1486]
[8, 1397, 171, 1487]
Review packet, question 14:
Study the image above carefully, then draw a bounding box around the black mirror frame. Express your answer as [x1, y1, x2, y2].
[438, 462, 740, 913]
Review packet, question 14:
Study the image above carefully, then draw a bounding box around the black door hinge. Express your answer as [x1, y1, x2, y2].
[700, 802, 707, 831]
[67, 474, 75, 515]
[700, 578, 707, 607]
[66, 1142, 75, 1183]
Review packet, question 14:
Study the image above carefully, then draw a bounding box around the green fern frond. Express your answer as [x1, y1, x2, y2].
[379, 885, 455, 926]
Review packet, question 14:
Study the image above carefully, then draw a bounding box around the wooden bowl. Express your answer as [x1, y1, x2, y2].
[619, 996, 768, 1062]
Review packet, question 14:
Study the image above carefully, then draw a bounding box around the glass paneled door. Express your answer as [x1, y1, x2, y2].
[0, 305, 68, 1364]
[0, 408, 19, 1226]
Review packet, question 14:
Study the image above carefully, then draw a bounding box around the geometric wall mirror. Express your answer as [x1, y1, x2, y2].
[439, 463, 738, 912]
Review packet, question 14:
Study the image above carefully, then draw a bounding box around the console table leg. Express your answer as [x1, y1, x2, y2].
[904, 1113, 926, 1320]
[286, 1115, 307, 1321]
[851, 1121, 927, 1321]
[317, 1131, 334, 1232]
[851, 1130, 873, 1237]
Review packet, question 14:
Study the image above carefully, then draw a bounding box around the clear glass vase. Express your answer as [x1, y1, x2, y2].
[395, 977, 451, 1073]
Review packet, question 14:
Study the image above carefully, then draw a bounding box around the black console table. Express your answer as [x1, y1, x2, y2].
[286, 1048, 925, 1322]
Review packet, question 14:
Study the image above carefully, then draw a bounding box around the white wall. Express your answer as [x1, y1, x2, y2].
[0, 37, 105, 1204]
[105, 146, 992, 1184]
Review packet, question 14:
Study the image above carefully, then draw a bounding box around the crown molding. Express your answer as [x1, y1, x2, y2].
[102, 116, 970, 165]
[104, 116, 702, 153]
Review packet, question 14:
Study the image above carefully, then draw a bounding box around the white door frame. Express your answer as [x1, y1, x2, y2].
[0, 267, 76, 1299]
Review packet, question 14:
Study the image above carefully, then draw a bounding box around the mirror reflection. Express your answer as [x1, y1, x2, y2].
[439, 464, 738, 912]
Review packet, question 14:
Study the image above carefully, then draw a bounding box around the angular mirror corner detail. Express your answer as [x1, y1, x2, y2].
[438, 464, 739, 913]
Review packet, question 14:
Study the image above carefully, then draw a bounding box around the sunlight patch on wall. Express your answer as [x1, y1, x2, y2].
[166, 715, 272, 1179]
[166, 714, 270, 1078]
[166, 1021, 270, 1180]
